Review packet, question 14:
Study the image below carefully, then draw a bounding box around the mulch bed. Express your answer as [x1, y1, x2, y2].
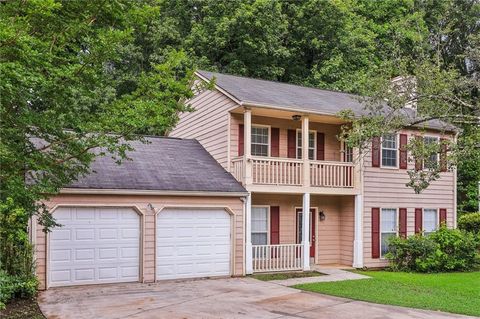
[0, 297, 45, 319]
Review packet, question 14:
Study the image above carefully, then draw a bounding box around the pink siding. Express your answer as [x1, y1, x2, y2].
[36, 194, 244, 290]
[363, 129, 456, 267]
[170, 89, 239, 169]
[252, 194, 354, 266]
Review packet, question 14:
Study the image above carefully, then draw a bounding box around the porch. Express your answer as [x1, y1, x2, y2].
[246, 193, 363, 273]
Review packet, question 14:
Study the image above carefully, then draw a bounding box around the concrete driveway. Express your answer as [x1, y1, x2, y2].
[38, 277, 475, 319]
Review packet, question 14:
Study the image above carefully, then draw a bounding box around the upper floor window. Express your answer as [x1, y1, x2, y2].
[297, 130, 315, 160]
[343, 143, 353, 162]
[381, 134, 397, 167]
[423, 208, 438, 236]
[381, 208, 397, 257]
[251, 206, 269, 245]
[423, 136, 439, 168]
[251, 126, 269, 157]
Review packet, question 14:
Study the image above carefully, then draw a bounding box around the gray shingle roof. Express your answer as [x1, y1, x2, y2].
[197, 70, 455, 131]
[67, 137, 246, 194]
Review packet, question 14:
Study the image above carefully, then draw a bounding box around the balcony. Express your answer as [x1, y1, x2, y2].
[231, 156, 357, 193]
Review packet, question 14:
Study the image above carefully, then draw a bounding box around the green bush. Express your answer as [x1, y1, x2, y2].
[0, 270, 38, 310]
[458, 212, 480, 233]
[385, 226, 480, 272]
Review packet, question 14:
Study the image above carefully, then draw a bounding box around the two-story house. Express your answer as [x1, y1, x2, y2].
[171, 70, 457, 273]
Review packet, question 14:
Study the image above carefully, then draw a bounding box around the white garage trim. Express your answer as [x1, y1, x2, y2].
[46, 204, 145, 288]
[154, 205, 236, 281]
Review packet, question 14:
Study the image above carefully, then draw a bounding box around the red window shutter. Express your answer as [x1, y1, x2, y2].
[399, 208, 407, 238]
[439, 208, 447, 226]
[399, 134, 408, 169]
[440, 138, 447, 172]
[415, 208, 423, 234]
[371, 207, 380, 258]
[372, 137, 381, 167]
[271, 128, 280, 157]
[238, 124, 244, 156]
[287, 129, 296, 158]
[317, 132, 325, 160]
[415, 135, 423, 171]
[270, 206, 280, 245]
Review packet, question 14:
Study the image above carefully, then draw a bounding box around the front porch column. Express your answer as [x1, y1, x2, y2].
[353, 194, 364, 268]
[302, 192, 311, 270]
[245, 193, 253, 274]
[244, 108, 253, 185]
[302, 115, 310, 187]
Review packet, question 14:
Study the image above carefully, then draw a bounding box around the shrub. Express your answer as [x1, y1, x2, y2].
[0, 270, 38, 310]
[458, 212, 480, 234]
[385, 226, 480, 272]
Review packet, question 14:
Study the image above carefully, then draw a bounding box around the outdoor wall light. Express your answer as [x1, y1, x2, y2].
[319, 211, 326, 221]
[292, 114, 301, 121]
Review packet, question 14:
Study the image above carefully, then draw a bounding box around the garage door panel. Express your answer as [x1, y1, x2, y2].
[156, 208, 231, 280]
[49, 207, 140, 287]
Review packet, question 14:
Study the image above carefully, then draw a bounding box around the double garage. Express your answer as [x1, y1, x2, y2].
[33, 137, 247, 289]
[37, 199, 244, 289]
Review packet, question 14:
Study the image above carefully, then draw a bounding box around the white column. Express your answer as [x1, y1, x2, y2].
[302, 115, 310, 187]
[245, 193, 253, 274]
[244, 108, 253, 185]
[353, 194, 364, 268]
[302, 192, 311, 270]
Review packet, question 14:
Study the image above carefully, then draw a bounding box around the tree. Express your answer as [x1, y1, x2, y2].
[0, 0, 197, 278]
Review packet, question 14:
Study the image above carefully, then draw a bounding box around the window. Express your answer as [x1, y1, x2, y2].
[381, 134, 397, 167]
[423, 136, 439, 168]
[297, 130, 316, 160]
[380, 208, 397, 257]
[251, 206, 269, 245]
[423, 209, 438, 236]
[343, 143, 353, 162]
[296, 210, 313, 244]
[251, 126, 269, 157]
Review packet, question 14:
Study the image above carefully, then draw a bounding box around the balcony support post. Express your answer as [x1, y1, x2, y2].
[353, 194, 364, 268]
[245, 192, 253, 274]
[302, 192, 311, 271]
[302, 115, 310, 187]
[244, 108, 253, 185]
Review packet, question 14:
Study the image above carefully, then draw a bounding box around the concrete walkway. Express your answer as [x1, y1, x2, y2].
[38, 277, 476, 319]
[268, 268, 370, 286]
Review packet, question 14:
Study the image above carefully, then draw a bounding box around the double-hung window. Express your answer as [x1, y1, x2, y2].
[343, 143, 353, 162]
[251, 126, 269, 157]
[423, 136, 439, 169]
[297, 130, 316, 160]
[251, 206, 269, 245]
[423, 209, 438, 236]
[380, 208, 397, 257]
[381, 134, 398, 167]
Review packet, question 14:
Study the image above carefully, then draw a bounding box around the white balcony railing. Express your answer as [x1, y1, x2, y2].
[252, 157, 303, 185]
[310, 161, 355, 188]
[252, 244, 303, 272]
[231, 157, 244, 182]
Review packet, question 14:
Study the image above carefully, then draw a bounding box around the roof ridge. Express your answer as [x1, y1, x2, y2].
[196, 69, 363, 99]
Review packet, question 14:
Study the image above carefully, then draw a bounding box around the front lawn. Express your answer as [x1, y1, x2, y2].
[294, 271, 480, 317]
[251, 271, 324, 281]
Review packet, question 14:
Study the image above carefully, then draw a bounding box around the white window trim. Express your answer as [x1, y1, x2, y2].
[422, 208, 439, 235]
[423, 135, 440, 168]
[296, 129, 317, 160]
[251, 205, 270, 245]
[342, 141, 354, 163]
[380, 207, 399, 259]
[380, 134, 399, 169]
[251, 124, 271, 157]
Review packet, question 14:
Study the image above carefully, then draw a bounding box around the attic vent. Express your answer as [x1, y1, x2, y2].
[391, 76, 417, 110]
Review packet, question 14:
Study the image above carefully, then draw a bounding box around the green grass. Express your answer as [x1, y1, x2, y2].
[294, 271, 480, 317]
[251, 271, 324, 281]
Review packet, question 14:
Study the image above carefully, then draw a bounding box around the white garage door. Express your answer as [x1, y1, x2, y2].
[156, 208, 231, 280]
[49, 207, 140, 287]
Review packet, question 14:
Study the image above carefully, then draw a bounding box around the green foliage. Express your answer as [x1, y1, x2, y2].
[0, 270, 38, 310]
[458, 213, 480, 234]
[386, 227, 480, 272]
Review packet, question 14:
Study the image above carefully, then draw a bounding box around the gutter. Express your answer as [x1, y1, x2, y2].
[60, 188, 248, 197]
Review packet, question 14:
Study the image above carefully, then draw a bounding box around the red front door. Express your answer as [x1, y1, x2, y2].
[296, 208, 316, 257]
